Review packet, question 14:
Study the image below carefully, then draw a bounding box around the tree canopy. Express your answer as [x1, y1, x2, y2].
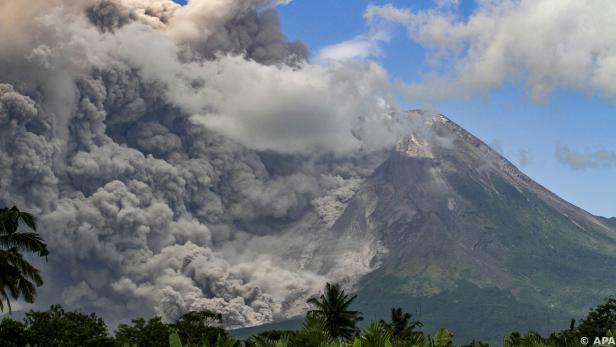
[306, 282, 363, 339]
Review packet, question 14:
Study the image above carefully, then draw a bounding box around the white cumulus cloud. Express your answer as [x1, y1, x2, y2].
[366, 0, 616, 103]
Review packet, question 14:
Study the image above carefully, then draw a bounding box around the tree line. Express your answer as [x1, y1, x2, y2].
[3, 283, 616, 346]
[2, 206, 616, 346]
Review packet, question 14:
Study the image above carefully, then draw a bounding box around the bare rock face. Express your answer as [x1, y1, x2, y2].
[318, 112, 616, 344]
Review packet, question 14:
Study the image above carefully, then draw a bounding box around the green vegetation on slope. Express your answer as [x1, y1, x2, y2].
[350, 173, 616, 345]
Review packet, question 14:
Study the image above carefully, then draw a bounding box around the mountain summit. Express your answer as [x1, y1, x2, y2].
[317, 112, 616, 343]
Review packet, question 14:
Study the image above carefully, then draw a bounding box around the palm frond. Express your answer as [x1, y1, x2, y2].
[0, 206, 39, 234]
[2, 250, 43, 285]
[0, 207, 46, 312]
[0, 232, 48, 256]
[18, 211, 37, 231]
[16, 276, 37, 303]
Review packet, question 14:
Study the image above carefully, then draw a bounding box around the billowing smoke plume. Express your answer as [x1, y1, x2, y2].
[0, 0, 408, 326]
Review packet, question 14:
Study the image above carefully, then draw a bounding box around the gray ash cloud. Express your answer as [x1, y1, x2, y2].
[0, 0, 409, 327]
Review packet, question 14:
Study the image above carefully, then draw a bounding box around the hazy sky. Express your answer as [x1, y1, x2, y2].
[174, 0, 616, 218]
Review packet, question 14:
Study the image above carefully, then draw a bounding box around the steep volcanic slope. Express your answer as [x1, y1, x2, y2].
[318, 112, 616, 343]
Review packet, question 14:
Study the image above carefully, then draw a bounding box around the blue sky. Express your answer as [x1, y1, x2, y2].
[173, 0, 616, 218]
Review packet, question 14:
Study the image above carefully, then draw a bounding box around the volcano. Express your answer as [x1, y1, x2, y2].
[307, 112, 616, 343]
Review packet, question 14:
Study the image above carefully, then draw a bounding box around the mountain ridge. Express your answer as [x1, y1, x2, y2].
[231, 112, 616, 344]
[307, 111, 616, 344]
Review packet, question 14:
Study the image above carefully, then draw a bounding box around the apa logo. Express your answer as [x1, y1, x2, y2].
[594, 336, 616, 345]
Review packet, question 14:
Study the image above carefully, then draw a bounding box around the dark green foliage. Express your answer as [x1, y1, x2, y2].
[24, 304, 114, 347]
[173, 310, 227, 346]
[2, 282, 616, 346]
[498, 297, 616, 346]
[577, 297, 616, 341]
[115, 316, 171, 347]
[306, 282, 363, 339]
[427, 328, 455, 347]
[0, 317, 27, 347]
[254, 330, 294, 341]
[246, 312, 335, 347]
[360, 321, 394, 346]
[460, 340, 489, 347]
[504, 331, 532, 345]
[290, 313, 332, 347]
[0, 206, 48, 312]
[209, 334, 242, 347]
[379, 307, 423, 340]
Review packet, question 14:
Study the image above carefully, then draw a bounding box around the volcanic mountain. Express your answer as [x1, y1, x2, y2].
[301, 112, 616, 343]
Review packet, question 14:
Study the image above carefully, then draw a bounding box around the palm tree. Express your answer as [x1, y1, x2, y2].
[0, 206, 48, 312]
[306, 282, 363, 339]
[360, 321, 393, 347]
[379, 307, 423, 340]
[172, 310, 227, 346]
